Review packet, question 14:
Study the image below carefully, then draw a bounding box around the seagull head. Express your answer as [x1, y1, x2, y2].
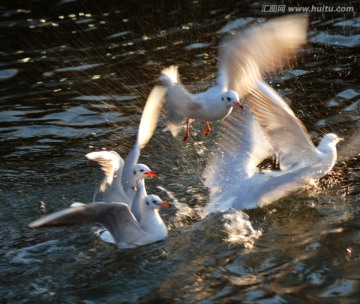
[133, 164, 159, 179]
[144, 194, 172, 209]
[221, 90, 243, 109]
[320, 133, 344, 146]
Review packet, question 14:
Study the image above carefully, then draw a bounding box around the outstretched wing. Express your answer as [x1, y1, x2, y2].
[247, 80, 318, 171]
[86, 151, 123, 193]
[122, 85, 165, 192]
[29, 203, 147, 245]
[219, 14, 308, 94]
[137, 85, 166, 149]
[86, 151, 130, 204]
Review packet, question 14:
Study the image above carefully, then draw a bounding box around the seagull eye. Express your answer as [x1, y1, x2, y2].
[227, 97, 231, 101]
[152, 200, 157, 204]
[140, 169, 144, 172]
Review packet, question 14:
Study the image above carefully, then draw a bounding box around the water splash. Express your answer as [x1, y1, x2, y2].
[221, 211, 262, 248]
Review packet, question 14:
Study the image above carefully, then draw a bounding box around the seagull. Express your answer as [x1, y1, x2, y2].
[204, 80, 342, 212]
[159, 14, 308, 142]
[29, 181, 172, 248]
[125, 163, 159, 202]
[160, 66, 243, 142]
[121, 85, 164, 194]
[86, 85, 164, 204]
[86, 151, 159, 205]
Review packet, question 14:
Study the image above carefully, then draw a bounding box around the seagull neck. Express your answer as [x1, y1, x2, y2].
[130, 181, 146, 222]
[317, 141, 337, 155]
[317, 141, 338, 170]
[140, 209, 164, 232]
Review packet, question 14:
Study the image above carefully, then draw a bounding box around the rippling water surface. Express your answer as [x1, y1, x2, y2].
[1, 0, 360, 303]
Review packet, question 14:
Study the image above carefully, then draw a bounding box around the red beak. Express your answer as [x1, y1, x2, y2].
[144, 170, 159, 178]
[235, 100, 244, 109]
[159, 201, 172, 207]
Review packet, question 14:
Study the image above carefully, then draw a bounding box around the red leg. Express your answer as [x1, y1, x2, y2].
[182, 119, 190, 142]
[203, 121, 211, 136]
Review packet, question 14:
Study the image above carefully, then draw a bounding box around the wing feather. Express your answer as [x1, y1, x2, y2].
[29, 203, 146, 245]
[219, 14, 308, 94]
[122, 85, 165, 191]
[247, 81, 318, 171]
[86, 151, 123, 193]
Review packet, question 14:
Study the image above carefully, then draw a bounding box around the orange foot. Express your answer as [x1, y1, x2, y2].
[203, 121, 211, 136]
[182, 119, 190, 142]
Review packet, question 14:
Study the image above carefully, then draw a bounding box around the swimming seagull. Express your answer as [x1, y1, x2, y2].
[159, 14, 308, 142]
[29, 180, 172, 248]
[86, 86, 164, 204]
[204, 80, 342, 212]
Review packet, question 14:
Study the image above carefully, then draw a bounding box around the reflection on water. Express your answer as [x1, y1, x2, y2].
[0, 0, 360, 303]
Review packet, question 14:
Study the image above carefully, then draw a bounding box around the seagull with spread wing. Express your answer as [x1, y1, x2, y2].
[204, 81, 342, 212]
[86, 85, 165, 207]
[29, 179, 171, 248]
[160, 14, 308, 142]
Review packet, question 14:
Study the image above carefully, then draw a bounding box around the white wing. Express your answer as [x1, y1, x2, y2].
[137, 85, 166, 149]
[160, 65, 201, 136]
[247, 80, 318, 171]
[203, 103, 273, 212]
[29, 203, 147, 245]
[122, 85, 165, 191]
[86, 151, 130, 204]
[86, 151, 122, 192]
[219, 14, 308, 94]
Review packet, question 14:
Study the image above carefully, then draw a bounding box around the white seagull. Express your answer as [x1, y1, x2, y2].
[121, 85, 165, 196]
[29, 180, 171, 248]
[86, 151, 158, 206]
[204, 80, 342, 212]
[160, 14, 308, 142]
[86, 85, 164, 204]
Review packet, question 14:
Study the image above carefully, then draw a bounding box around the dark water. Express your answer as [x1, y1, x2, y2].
[1, 0, 360, 303]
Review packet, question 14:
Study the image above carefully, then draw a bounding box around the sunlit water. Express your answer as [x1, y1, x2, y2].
[1, 1, 360, 303]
